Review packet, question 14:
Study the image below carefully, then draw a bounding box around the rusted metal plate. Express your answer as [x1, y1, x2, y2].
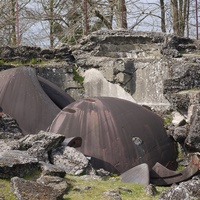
[38, 76, 74, 109]
[150, 162, 179, 178]
[0, 67, 73, 135]
[120, 163, 149, 185]
[150, 162, 199, 186]
[49, 97, 178, 174]
[63, 137, 82, 148]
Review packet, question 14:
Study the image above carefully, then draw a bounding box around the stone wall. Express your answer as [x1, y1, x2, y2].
[71, 30, 199, 110]
[0, 30, 200, 111]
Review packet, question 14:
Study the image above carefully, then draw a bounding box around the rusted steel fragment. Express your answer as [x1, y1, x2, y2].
[63, 137, 82, 148]
[120, 163, 149, 185]
[0, 67, 73, 135]
[150, 162, 199, 186]
[38, 76, 74, 109]
[49, 97, 177, 174]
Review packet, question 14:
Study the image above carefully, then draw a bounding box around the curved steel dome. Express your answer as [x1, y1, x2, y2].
[49, 97, 177, 174]
[0, 67, 74, 134]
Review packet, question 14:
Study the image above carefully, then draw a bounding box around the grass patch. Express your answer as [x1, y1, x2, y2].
[63, 174, 166, 200]
[0, 58, 45, 66]
[0, 179, 16, 200]
[0, 59, 5, 65]
[0, 173, 168, 199]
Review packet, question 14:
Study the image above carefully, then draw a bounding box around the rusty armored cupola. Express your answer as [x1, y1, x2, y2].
[0, 67, 74, 135]
[49, 97, 178, 174]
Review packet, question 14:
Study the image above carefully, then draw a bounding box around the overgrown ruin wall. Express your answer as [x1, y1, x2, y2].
[71, 30, 200, 110]
[0, 30, 200, 111]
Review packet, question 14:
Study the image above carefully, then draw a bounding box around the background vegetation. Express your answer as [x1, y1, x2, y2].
[0, 0, 199, 48]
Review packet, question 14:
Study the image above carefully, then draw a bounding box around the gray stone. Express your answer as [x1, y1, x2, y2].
[18, 131, 65, 161]
[96, 168, 110, 177]
[164, 66, 200, 98]
[145, 184, 158, 197]
[185, 105, 200, 151]
[83, 68, 135, 103]
[159, 175, 200, 200]
[19, 131, 65, 150]
[118, 187, 132, 194]
[0, 140, 12, 152]
[11, 177, 63, 200]
[27, 146, 49, 162]
[51, 146, 89, 175]
[0, 113, 23, 139]
[39, 162, 66, 178]
[0, 150, 39, 178]
[37, 175, 68, 196]
[173, 126, 188, 143]
[102, 189, 122, 200]
[172, 111, 186, 126]
[0, 132, 23, 140]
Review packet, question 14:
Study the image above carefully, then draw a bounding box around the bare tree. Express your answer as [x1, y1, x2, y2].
[160, 0, 166, 32]
[0, 0, 31, 46]
[170, 0, 189, 36]
[115, 0, 127, 28]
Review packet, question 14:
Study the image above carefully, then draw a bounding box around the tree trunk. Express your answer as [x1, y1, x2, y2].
[160, 0, 166, 32]
[115, 0, 127, 28]
[171, 0, 179, 35]
[83, 0, 89, 35]
[179, 0, 184, 36]
[49, 0, 54, 48]
[171, 0, 189, 36]
[11, 0, 17, 46]
[186, 0, 190, 37]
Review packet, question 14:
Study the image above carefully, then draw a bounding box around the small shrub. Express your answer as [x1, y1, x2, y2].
[73, 65, 84, 85]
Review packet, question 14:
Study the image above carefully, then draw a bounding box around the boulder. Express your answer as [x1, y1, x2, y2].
[0, 150, 39, 178]
[171, 111, 186, 127]
[0, 140, 12, 152]
[173, 126, 188, 143]
[185, 105, 200, 151]
[0, 112, 23, 139]
[164, 67, 200, 104]
[19, 131, 65, 150]
[51, 146, 89, 175]
[18, 131, 65, 161]
[83, 68, 136, 103]
[11, 177, 63, 200]
[39, 162, 66, 178]
[37, 175, 68, 196]
[159, 175, 200, 200]
[144, 184, 158, 197]
[102, 189, 122, 200]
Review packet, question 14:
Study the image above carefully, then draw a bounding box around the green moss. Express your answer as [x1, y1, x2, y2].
[73, 65, 84, 85]
[0, 179, 16, 200]
[0, 58, 45, 66]
[176, 144, 186, 171]
[164, 114, 173, 127]
[29, 58, 40, 64]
